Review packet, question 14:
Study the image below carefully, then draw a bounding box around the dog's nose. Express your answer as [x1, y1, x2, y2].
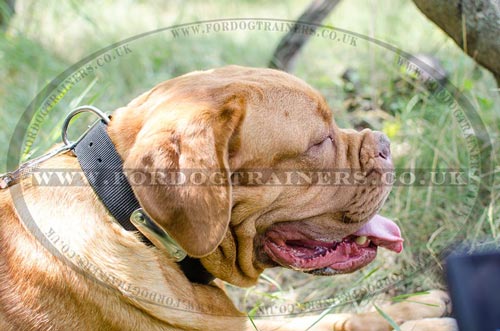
[374, 131, 391, 160]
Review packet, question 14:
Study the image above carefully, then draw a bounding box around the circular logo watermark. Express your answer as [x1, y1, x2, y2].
[5, 19, 493, 320]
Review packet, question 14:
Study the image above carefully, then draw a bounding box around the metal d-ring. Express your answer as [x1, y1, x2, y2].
[61, 105, 110, 146]
[0, 105, 110, 189]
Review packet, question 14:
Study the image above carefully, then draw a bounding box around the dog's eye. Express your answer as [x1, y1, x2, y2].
[308, 136, 333, 151]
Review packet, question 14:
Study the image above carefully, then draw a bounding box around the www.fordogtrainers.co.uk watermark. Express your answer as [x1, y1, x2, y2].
[170, 20, 359, 47]
[29, 168, 468, 187]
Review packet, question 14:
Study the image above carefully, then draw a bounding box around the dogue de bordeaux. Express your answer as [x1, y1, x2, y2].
[0, 66, 457, 330]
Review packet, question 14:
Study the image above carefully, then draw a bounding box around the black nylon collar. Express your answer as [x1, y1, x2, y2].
[73, 120, 214, 285]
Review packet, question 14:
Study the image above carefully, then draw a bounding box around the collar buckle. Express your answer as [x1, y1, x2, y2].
[130, 208, 187, 262]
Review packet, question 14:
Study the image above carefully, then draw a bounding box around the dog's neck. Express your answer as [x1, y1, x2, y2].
[200, 229, 264, 287]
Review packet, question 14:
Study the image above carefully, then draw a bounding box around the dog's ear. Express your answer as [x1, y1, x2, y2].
[123, 93, 246, 258]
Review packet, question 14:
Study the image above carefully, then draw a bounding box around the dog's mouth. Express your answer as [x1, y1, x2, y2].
[263, 215, 403, 275]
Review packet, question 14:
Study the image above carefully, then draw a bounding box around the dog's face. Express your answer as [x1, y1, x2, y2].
[108, 65, 402, 286]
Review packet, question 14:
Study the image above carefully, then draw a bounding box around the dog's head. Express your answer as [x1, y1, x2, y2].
[108, 65, 402, 286]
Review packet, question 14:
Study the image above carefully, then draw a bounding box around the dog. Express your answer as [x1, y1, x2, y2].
[0, 66, 457, 330]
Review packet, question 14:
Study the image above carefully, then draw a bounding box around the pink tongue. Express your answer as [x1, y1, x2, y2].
[353, 215, 404, 253]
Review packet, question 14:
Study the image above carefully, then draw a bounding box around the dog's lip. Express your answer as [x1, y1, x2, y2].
[261, 214, 403, 274]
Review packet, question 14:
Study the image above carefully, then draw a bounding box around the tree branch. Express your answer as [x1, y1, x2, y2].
[412, 0, 500, 85]
[269, 0, 341, 71]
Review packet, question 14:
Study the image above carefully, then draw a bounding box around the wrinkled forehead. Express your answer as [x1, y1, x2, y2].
[214, 66, 332, 122]
[147, 66, 334, 162]
[225, 73, 333, 169]
[241, 83, 332, 155]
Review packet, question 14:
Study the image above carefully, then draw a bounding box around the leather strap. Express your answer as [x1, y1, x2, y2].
[73, 120, 214, 285]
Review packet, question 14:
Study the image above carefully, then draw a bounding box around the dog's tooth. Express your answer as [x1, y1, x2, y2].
[355, 236, 368, 245]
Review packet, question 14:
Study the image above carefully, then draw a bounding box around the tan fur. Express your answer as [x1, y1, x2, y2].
[0, 66, 453, 330]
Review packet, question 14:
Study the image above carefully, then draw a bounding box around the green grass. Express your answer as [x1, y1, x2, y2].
[1, 0, 499, 323]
